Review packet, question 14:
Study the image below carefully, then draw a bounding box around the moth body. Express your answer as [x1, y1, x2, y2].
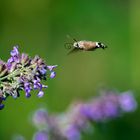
[73, 41, 106, 51]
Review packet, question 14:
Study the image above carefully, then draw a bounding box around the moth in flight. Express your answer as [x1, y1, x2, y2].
[65, 38, 107, 55]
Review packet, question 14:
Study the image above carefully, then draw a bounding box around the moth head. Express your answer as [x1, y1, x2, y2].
[96, 42, 107, 49]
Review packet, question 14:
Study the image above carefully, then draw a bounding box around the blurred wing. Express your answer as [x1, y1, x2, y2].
[67, 48, 81, 55]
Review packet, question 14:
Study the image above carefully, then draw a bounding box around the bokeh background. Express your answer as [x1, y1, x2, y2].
[0, 0, 140, 140]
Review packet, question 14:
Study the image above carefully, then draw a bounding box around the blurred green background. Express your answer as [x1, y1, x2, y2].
[0, 0, 140, 140]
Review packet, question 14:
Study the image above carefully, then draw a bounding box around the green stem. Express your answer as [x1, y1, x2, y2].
[0, 63, 36, 81]
[0, 69, 20, 81]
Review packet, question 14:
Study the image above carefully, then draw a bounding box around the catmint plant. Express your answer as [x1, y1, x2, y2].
[31, 90, 137, 140]
[0, 46, 57, 110]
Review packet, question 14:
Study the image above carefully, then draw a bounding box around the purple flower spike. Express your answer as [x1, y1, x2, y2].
[50, 71, 56, 79]
[0, 46, 57, 109]
[30, 90, 137, 140]
[37, 91, 44, 98]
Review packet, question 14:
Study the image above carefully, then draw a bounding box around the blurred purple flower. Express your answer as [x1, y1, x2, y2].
[12, 134, 25, 140]
[33, 131, 48, 140]
[65, 125, 81, 140]
[82, 94, 119, 121]
[30, 90, 137, 140]
[119, 91, 137, 112]
[32, 109, 49, 129]
[103, 101, 119, 118]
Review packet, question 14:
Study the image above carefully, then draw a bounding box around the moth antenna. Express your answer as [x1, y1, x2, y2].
[66, 35, 78, 43]
[73, 38, 78, 43]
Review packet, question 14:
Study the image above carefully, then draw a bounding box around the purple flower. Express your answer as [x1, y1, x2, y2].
[119, 91, 137, 112]
[65, 125, 81, 140]
[77, 92, 137, 122]
[0, 91, 5, 110]
[103, 101, 118, 118]
[7, 57, 14, 63]
[0, 46, 57, 109]
[30, 90, 137, 140]
[33, 79, 42, 90]
[39, 67, 47, 75]
[7, 46, 20, 69]
[50, 71, 56, 79]
[24, 82, 32, 97]
[33, 131, 48, 140]
[32, 109, 48, 129]
[10, 46, 19, 56]
[21, 53, 29, 64]
[82, 94, 120, 121]
[7, 57, 14, 69]
[85, 101, 104, 121]
[37, 91, 44, 98]
[47, 65, 57, 71]
[0, 104, 4, 110]
[25, 92, 31, 98]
